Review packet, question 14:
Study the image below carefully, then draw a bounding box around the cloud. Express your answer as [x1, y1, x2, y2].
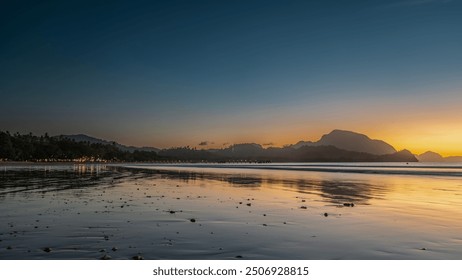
[198, 141, 215, 146]
[262, 142, 274, 146]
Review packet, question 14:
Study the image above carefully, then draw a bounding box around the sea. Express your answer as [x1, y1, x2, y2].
[1, 162, 462, 259]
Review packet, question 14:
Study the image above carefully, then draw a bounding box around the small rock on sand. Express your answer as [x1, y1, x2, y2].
[343, 203, 355, 207]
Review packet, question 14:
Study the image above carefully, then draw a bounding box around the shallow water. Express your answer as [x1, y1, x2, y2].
[1, 163, 462, 259]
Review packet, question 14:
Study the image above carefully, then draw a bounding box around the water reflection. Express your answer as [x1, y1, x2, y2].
[1, 164, 462, 259]
[74, 164, 105, 175]
[0, 164, 449, 207]
[0, 164, 112, 199]
[127, 168, 382, 204]
[317, 180, 380, 204]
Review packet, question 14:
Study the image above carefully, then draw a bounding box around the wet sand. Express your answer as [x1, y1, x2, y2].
[1, 163, 462, 259]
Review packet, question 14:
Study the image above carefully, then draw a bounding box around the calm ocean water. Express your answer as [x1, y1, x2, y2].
[1, 162, 462, 259]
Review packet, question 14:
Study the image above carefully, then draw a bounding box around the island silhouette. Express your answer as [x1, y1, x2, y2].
[0, 129, 426, 162]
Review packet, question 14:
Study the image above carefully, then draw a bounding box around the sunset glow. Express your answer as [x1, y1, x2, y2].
[1, 1, 461, 156]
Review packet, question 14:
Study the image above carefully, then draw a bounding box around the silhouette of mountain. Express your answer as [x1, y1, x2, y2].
[377, 149, 417, 162]
[417, 151, 445, 162]
[293, 146, 417, 162]
[60, 131, 416, 162]
[50, 131, 431, 162]
[61, 134, 159, 153]
[417, 151, 462, 163]
[157, 144, 417, 162]
[0, 131, 421, 162]
[292, 140, 314, 149]
[293, 130, 396, 155]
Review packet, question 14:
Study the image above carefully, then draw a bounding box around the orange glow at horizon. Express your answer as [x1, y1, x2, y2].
[199, 123, 462, 157]
[140, 127, 462, 157]
[115, 89, 462, 157]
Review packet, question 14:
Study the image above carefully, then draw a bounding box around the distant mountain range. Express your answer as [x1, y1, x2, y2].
[199, 144, 416, 162]
[64, 129, 398, 155]
[5, 130, 460, 162]
[416, 151, 462, 163]
[155, 130, 417, 162]
[58, 130, 461, 162]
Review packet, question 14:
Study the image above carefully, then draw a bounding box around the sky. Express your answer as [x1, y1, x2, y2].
[1, 0, 462, 155]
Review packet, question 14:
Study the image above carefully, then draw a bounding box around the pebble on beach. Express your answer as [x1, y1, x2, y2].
[343, 203, 355, 207]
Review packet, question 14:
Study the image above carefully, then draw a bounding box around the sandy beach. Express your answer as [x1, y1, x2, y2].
[1, 163, 462, 259]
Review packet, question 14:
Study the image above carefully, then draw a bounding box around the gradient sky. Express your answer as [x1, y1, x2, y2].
[1, 0, 462, 155]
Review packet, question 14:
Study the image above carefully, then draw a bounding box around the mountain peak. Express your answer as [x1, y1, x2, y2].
[417, 151, 444, 162]
[305, 129, 397, 155]
[321, 129, 370, 141]
[328, 129, 373, 137]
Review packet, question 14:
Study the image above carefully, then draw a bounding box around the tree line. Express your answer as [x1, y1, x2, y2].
[0, 131, 159, 162]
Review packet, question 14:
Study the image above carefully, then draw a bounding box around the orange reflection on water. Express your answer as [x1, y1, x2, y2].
[2, 163, 462, 259]
[133, 165, 462, 243]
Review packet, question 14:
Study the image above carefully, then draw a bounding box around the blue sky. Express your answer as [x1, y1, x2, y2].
[1, 0, 462, 154]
